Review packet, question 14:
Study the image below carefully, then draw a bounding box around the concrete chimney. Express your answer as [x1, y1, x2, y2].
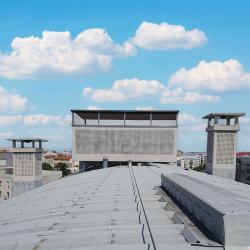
[203, 113, 245, 180]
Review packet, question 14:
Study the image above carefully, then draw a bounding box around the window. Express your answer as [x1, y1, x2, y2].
[125, 112, 150, 126]
[152, 120, 177, 126]
[152, 112, 177, 126]
[99, 112, 124, 126]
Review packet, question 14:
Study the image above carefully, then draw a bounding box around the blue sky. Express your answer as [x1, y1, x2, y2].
[0, 0, 250, 151]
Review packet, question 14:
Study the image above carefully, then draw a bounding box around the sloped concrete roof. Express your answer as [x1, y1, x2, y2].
[0, 165, 225, 250]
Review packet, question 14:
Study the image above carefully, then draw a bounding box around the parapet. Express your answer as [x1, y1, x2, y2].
[161, 173, 250, 248]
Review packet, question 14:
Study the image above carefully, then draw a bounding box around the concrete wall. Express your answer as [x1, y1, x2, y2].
[72, 126, 177, 163]
[205, 125, 238, 180]
[13, 151, 42, 180]
[42, 170, 62, 185]
[12, 179, 43, 196]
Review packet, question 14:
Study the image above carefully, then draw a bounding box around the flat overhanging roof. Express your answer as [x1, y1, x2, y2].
[71, 110, 179, 121]
[71, 109, 179, 114]
[6, 138, 48, 143]
[202, 112, 246, 119]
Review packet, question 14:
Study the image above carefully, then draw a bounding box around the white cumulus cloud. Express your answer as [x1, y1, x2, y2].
[83, 78, 164, 102]
[135, 106, 155, 110]
[178, 113, 206, 134]
[0, 132, 14, 140]
[160, 88, 219, 104]
[0, 86, 27, 113]
[23, 114, 59, 125]
[0, 29, 136, 79]
[0, 114, 71, 127]
[86, 105, 101, 110]
[132, 22, 207, 50]
[239, 116, 250, 127]
[23, 114, 70, 126]
[178, 113, 201, 125]
[169, 59, 250, 91]
[0, 115, 23, 126]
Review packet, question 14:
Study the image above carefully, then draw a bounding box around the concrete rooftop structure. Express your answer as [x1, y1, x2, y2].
[0, 138, 48, 200]
[203, 112, 245, 180]
[72, 110, 178, 172]
[2, 164, 250, 249]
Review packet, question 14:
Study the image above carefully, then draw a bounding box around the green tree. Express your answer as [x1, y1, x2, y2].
[193, 164, 205, 172]
[42, 162, 53, 171]
[54, 162, 71, 177]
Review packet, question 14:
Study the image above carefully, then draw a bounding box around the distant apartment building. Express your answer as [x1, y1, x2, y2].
[177, 152, 206, 170]
[0, 174, 12, 201]
[236, 155, 250, 185]
[0, 150, 13, 201]
[0, 149, 13, 174]
[43, 152, 79, 173]
[237, 152, 250, 158]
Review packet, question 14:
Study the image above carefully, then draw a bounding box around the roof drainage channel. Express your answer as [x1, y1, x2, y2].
[129, 166, 156, 250]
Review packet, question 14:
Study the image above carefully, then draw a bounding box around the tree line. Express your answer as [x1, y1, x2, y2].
[42, 162, 71, 177]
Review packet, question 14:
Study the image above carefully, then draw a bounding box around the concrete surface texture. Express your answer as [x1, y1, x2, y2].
[0, 165, 226, 250]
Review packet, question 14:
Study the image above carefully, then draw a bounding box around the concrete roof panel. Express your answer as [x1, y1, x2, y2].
[0, 166, 225, 249]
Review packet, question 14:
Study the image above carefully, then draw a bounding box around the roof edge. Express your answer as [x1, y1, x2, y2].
[71, 109, 179, 113]
[202, 112, 246, 119]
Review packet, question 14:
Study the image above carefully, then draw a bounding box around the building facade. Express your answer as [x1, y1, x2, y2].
[43, 152, 79, 172]
[177, 152, 206, 170]
[236, 157, 250, 185]
[0, 150, 13, 174]
[72, 110, 178, 171]
[0, 174, 12, 201]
